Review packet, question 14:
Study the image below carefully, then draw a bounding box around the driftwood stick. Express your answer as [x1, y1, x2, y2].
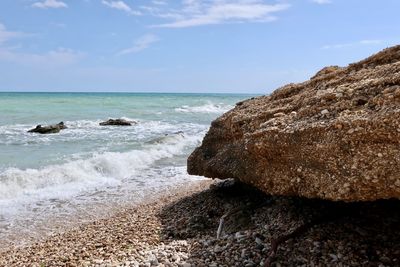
[217, 200, 273, 239]
[263, 203, 352, 267]
[216, 214, 227, 239]
[217, 206, 244, 239]
[264, 220, 318, 267]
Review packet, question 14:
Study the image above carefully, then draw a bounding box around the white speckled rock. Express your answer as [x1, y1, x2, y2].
[188, 45, 400, 201]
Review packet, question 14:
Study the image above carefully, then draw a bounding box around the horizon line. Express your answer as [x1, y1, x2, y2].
[0, 91, 262, 95]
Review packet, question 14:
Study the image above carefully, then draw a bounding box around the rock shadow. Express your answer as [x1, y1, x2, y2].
[157, 179, 400, 266]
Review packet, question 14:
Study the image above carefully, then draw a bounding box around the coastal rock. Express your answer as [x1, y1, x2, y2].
[28, 122, 67, 134]
[99, 119, 136, 126]
[188, 45, 400, 201]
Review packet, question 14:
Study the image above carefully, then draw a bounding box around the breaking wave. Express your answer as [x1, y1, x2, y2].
[175, 102, 233, 114]
[0, 132, 202, 202]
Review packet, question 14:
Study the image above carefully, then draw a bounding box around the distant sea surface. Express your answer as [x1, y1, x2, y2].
[0, 92, 253, 248]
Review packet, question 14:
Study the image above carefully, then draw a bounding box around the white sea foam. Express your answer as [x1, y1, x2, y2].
[0, 119, 206, 146]
[0, 131, 203, 203]
[0, 164, 207, 248]
[175, 102, 233, 114]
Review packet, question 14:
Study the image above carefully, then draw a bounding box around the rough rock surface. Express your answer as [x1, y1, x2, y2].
[28, 122, 67, 134]
[188, 45, 400, 201]
[99, 119, 136, 126]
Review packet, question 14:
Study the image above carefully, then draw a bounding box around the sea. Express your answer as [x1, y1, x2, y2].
[0, 92, 252, 248]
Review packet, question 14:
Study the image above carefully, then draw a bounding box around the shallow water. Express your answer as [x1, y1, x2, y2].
[0, 92, 252, 248]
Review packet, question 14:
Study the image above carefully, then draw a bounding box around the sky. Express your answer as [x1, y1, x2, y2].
[0, 0, 399, 93]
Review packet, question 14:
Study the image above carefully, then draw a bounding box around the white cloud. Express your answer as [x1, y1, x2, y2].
[0, 22, 82, 67]
[322, 39, 384, 50]
[311, 0, 332, 4]
[0, 47, 84, 67]
[150, 1, 290, 28]
[359, 40, 384, 45]
[32, 0, 68, 9]
[101, 0, 141, 15]
[0, 24, 27, 44]
[152, 0, 167, 5]
[117, 34, 159, 56]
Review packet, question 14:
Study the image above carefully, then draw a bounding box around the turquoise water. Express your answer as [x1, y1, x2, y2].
[0, 92, 252, 247]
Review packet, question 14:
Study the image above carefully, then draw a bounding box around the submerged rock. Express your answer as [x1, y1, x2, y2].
[147, 131, 185, 144]
[28, 122, 67, 134]
[99, 119, 136, 126]
[188, 45, 400, 202]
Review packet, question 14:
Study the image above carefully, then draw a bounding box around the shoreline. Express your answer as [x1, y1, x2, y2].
[0, 178, 208, 251]
[1, 179, 399, 266]
[0, 180, 213, 266]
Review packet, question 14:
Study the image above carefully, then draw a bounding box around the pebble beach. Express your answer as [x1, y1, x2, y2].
[1, 179, 399, 267]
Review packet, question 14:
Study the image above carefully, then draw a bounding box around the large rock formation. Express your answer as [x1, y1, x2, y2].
[188, 45, 400, 202]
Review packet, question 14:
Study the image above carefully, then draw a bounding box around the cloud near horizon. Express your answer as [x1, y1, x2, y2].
[117, 34, 160, 56]
[322, 39, 385, 50]
[311, 0, 332, 4]
[0, 23, 26, 44]
[32, 0, 68, 9]
[0, 47, 84, 67]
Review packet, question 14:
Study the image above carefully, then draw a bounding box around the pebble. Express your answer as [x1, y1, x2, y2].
[94, 259, 104, 264]
[321, 109, 329, 115]
[214, 245, 225, 253]
[329, 254, 338, 262]
[235, 232, 246, 241]
[241, 249, 247, 258]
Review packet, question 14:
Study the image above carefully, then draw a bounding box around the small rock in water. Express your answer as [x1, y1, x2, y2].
[28, 121, 67, 134]
[99, 118, 136, 126]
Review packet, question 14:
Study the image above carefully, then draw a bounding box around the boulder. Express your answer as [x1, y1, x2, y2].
[28, 122, 67, 134]
[188, 45, 400, 202]
[99, 119, 136, 126]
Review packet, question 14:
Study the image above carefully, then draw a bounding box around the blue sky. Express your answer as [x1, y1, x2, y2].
[0, 0, 399, 93]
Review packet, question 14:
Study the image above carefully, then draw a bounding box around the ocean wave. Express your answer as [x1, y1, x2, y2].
[0, 132, 202, 202]
[0, 119, 207, 146]
[174, 102, 233, 114]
